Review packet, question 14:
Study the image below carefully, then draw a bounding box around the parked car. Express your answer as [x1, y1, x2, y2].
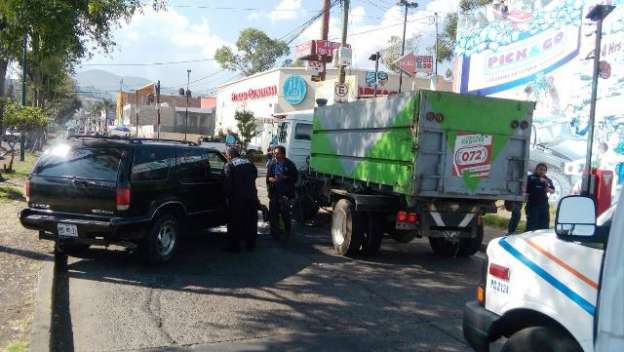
[19, 136, 228, 263]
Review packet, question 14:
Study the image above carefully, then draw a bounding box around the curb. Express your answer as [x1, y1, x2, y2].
[30, 258, 56, 352]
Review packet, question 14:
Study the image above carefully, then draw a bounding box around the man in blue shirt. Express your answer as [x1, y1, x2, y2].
[266, 145, 298, 239]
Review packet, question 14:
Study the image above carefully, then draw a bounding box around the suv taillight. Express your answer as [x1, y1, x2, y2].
[24, 179, 31, 202]
[116, 187, 131, 211]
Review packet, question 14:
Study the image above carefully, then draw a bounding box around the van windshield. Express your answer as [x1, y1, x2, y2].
[34, 145, 124, 181]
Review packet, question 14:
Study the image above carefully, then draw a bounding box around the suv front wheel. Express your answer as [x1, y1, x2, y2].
[141, 214, 180, 264]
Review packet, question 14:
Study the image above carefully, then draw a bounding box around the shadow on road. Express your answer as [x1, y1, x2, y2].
[60, 216, 480, 351]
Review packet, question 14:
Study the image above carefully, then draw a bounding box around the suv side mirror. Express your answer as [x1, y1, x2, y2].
[555, 195, 597, 241]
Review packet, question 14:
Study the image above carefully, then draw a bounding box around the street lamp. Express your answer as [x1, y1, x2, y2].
[582, 4, 615, 196]
[179, 69, 192, 142]
[369, 52, 381, 97]
[397, 0, 418, 94]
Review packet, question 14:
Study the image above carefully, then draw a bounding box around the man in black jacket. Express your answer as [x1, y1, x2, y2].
[266, 145, 298, 239]
[525, 163, 555, 231]
[224, 147, 258, 251]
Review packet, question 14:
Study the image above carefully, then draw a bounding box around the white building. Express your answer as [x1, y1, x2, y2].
[215, 67, 451, 151]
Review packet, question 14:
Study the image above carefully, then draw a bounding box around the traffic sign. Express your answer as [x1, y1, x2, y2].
[396, 52, 416, 77]
[335, 83, 349, 97]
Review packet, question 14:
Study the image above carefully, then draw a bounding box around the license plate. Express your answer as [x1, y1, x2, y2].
[57, 223, 78, 238]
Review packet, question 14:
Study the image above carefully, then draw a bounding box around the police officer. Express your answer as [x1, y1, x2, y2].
[266, 145, 298, 239]
[526, 163, 555, 231]
[223, 146, 258, 251]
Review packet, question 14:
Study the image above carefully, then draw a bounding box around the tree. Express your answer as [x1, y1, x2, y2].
[381, 35, 420, 73]
[3, 102, 48, 172]
[234, 110, 258, 151]
[215, 28, 290, 76]
[0, 1, 167, 136]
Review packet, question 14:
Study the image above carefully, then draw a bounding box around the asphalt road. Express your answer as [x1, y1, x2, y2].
[53, 176, 486, 352]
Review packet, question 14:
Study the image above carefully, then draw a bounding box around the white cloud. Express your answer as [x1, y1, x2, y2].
[269, 0, 303, 21]
[247, 12, 261, 21]
[80, 8, 231, 91]
[351, 6, 367, 25]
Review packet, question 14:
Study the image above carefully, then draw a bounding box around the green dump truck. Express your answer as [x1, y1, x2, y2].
[305, 90, 535, 257]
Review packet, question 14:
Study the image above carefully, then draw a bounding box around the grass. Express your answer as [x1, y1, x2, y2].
[4, 341, 28, 352]
[0, 185, 24, 202]
[0, 152, 38, 182]
[483, 203, 557, 232]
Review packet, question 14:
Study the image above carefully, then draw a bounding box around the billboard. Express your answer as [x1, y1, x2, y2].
[455, 0, 624, 199]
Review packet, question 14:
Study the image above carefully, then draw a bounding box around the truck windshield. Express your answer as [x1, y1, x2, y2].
[278, 122, 289, 143]
[34, 145, 123, 181]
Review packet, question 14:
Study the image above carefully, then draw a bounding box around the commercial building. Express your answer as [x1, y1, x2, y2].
[215, 67, 452, 150]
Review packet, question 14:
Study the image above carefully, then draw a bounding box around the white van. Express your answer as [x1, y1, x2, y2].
[271, 110, 313, 171]
[463, 192, 623, 352]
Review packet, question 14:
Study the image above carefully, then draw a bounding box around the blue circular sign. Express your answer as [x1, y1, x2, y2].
[283, 75, 308, 105]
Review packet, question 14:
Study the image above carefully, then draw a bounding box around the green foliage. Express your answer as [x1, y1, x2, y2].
[437, 0, 493, 63]
[215, 28, 290, 76]
[4, 102, 48, 131]
[381, 35, 420, 73]
[234, 110, 258, 150]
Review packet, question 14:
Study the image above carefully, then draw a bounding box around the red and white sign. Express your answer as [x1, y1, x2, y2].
[295, 40, 345, 61]
[452, 133, 494, 178]
[306, 60, 324, 75]
[231, 85, 277, 102]
[599, 60, 611, 79]
[415, 55, 434, 73]
[396, 52, 416, 77]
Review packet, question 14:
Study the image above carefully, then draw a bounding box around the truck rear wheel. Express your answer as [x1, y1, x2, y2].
[502, 326, 582, 352]
[428, 225, 483, 257]
[361, 214, 384, 256]
[331, 199, 364, 256]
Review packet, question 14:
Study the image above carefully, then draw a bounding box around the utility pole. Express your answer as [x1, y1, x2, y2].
[432, 12, 439, 90]
[20, 33, 26, 161]
[320, 0, 330, 81]
[369, 52, 381, 97]
[119, 79, 124, 126]
[134, 89, 139, 137]
[185, 69, 191, 142]
[337, 0, 349, 85]
[397, 0, 418, 93]
[156, 80, 161, 139]
[582, 4, 614, 196]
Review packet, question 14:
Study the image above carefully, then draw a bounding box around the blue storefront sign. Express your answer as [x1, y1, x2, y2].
[283, 75, 308, 105]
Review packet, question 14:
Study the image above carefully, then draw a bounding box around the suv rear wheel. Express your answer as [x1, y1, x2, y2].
[141, 214, 179, 264]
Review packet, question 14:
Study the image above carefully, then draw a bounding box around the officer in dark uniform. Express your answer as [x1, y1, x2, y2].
[526, 163, 555, 231]
[223, 147, 258, 251]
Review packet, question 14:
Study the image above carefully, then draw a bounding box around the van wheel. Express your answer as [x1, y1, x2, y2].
[502, 326, 582, 352]
[361, 214, 384, 256]
[141, 214, 179, 264]
[55, 242, 90, 256]
[331, 199, 364, 256]
[428, 225, 483, 257]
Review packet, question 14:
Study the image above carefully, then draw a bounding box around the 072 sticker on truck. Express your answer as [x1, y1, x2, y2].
[452, 133, 494, 178]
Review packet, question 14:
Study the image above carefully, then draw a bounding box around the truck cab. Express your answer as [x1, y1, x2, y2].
[463, 192, 624, 351]
[272, 110, 313, 171]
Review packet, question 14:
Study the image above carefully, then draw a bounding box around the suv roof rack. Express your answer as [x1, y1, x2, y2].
[67, 135, 198, 146]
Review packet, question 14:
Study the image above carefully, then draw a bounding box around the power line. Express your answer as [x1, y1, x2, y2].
[80, 58, 215, 66]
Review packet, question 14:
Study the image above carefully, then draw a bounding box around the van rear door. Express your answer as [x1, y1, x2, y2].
[29, 145, 126, 215]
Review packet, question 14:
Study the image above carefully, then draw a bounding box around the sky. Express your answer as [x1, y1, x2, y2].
[76, 0, 459, 94]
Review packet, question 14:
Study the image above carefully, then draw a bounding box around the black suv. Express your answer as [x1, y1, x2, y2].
[19, 137, 228, 263]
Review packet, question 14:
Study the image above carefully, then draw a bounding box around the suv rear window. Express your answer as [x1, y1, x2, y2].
[34, 145, 123, 181]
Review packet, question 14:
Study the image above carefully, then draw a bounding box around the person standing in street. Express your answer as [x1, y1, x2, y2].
[525, 163, 555, 231]
[223, 146, 258, 251]
[266, 145, 298, 239]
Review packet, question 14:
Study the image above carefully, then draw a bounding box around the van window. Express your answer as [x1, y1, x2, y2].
[35, 146, 123, 181]
[177, 148, 211, 183]
[295, 123, 312, 140]
[131, 147, 174, 182]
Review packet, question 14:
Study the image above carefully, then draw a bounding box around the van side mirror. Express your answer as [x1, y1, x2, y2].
[555, 195, 597, 241]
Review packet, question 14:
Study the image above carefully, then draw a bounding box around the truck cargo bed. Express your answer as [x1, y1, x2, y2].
[310, 90, 535, 202]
